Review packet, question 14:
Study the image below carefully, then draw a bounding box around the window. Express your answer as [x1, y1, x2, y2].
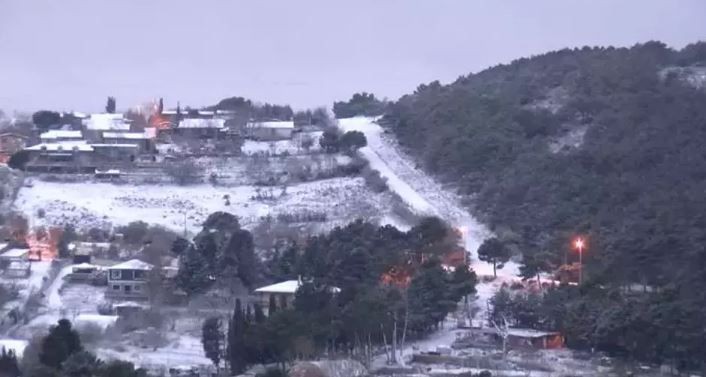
[134, 284, 141, 292]
[134, 270, 145, 280]
[124, 285, 131, 293]
[110, 270, 121, 280]
[112, 285, 120, 291]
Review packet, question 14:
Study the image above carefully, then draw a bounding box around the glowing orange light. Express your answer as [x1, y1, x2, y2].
[574, 238, 584, 251]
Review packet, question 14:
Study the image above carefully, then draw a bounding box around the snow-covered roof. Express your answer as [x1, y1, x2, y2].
[91, 143, 139, 148]
[246, 121, 295, 129]
[40, 130, 83, 140]
[177, 118, 225, 129]
[109, 259, 153, 271]
[482, 328, 560, 338]
[72, 263, 99, 270]
[0, 248, 29, 258]
[84, 113, 131, 131]
[114, 301, 147, 308]
[198, 110, 215, 116]
[74, 314, 118, 330]
[25, 141, 93, 152]
[0, 242, 8, 251]
[103, 131, 149, 140]
[255, 280, 301, 294]
[254, 280, 340, 294]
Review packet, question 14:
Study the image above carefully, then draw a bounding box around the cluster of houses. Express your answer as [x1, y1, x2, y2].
[3, 104, 297, 174]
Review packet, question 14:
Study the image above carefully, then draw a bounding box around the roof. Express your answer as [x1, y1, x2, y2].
[177, 118, 225, 129]
[0, 132, 29, 139]
[0, 248, 29, 258]
[72, 263, 99, 270]
[246, 121, 295, 129]
[109, 259, 153, 271]
[255, 280, 301, 294]
[40, 130, 83, 140]
[26, 141, 93, 152]
[481, 327, 560, 339]
[102, 131, 149, 140]
[254, 280, 341, 294]
[91, 143, 139, 148]
[0, 242, 8, 251]
[84, 113, 131, 131]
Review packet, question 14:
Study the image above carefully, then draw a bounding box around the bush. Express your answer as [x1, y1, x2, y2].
[361, 166, 388, 193]
[165, 160, 201, 185]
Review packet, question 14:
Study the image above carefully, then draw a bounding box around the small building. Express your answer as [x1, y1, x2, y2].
[174, 118, 225, 139]
[106, 259, 153, 300]
[482, 327, 564, 350]
[68, 263, 101, 282]
[0, 248, 29, 263]
[40, 130, 84, 142]
[91, 144, 140, 162]
[254, 279, 339, 315]
[244, 121, 294, 141]
[70, 241, 112, 263]
[4, 260, 31, 278]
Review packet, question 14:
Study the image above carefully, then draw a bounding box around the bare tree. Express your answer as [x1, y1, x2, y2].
[165, 159, 201, 185]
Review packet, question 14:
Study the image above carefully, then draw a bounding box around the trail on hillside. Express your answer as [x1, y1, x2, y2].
[338, 117, 519, 278]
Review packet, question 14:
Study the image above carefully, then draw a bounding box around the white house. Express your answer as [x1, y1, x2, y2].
[254, 279, 339, 315]
[84, 113, 131, 131]
[40, 130, 84, 142]
[244, 121, 294, 141]
[106, 259, 153, 300]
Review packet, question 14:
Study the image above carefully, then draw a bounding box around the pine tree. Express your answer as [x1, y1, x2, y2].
[477, 238, 511, 278]
[448, 263, 478, 302]
[176, 246, 213, 295]
[39, 319, 82, 369]
[201, 317, 223, 370]
[105, 97, 116, 113]
[228, 299, 248, 375]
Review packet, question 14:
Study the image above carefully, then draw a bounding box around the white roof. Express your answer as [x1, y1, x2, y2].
[0, 248, 29, 258]
[254, 280, 340, 294]
[26, 141, 93, 152]
[246, 121, 294, 129]
[483, 328, 560, 338]
[255, 280, 301, 294]
[72, 263, 98, 270]
[178, 118, 225, 129]
[84, 113, 131, 131]
[40, 130, 83, 140]
[91, 143, 139, 148]
[103, 131, 149, 140]
[198, 110, 215, 116]
[109, 259, 153, 271]
[0, 243, 8, 251]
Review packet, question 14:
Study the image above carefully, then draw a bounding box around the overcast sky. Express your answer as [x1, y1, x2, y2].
[1, 0, 705, 113]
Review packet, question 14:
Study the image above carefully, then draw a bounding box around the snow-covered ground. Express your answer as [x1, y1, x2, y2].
[338, 117, 518, 278]
[14, 177, 402, 235]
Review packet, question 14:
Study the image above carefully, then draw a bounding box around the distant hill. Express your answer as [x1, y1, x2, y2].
[381, 41, 706, 367]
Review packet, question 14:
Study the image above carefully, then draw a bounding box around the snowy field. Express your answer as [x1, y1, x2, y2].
[13, 177, 403, 235]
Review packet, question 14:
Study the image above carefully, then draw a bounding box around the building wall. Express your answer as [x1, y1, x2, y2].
[249, 127, 292, 141]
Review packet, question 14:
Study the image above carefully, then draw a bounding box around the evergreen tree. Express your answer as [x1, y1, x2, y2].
[39, 319, 82, 369]
[319, 129, 339, 153]
[99, 360, 146, 377]
[228, 299, 247, 375]
[201, 317, 223, 369]
[176, 246, 213, 295]
[105, 97, 116, 113]
[0, 347, 20, 377]
[477, 238, 511, 278]
[448, 264, 478, 302]
[338, 131, 367, 153]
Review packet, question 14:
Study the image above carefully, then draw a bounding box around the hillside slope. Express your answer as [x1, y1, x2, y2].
[382, 41, 706, 367]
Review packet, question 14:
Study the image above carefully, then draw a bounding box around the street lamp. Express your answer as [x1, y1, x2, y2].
[574, 237, 585, 284]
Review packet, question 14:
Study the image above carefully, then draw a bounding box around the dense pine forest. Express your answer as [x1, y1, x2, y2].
[381, 42, 706, 369]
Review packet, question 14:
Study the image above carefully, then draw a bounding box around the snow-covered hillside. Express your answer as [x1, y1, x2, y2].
[338, 117, 519, 277]
[13, 177, 403, 235]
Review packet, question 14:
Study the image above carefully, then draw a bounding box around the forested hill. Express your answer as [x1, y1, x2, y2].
[382, 41, 706, 366]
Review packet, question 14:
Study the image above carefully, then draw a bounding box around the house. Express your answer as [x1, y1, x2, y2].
[0, 248, 30, 278]
[244, 121, 294, 140]
[24, 141, 97, 173]
[101, 131, 154, 153]
[0, 133, 29, 163]
[174, 118, 226, 139]
[481, 327, 564, 350]
[254, 279, 339, 315]
[68, 263, 101, 282]
[40, 130, 84, 142]
[105, 259, 153, 300]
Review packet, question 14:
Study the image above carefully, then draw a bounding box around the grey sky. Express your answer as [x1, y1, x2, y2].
[1, 0, 705, 113]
